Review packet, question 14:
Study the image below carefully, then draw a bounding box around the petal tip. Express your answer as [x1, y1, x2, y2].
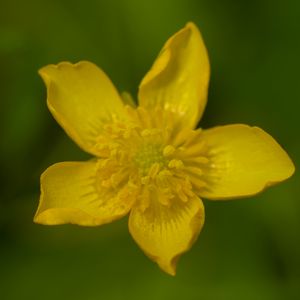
[251, 126, 296, 182]
[138, 21, 210, 128]
[155, 255, 179, 276]
[33, 214, 41, 224]
[38, 66, 52, 84]
[160, 263, 177, 276]
[184, 21, 197, 31]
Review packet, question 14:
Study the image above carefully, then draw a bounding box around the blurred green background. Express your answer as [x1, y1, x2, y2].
[0, 0, 299, 299]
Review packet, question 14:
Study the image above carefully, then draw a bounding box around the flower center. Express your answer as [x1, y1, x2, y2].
[93, 107, 210, 210]
[133, 143, 167, 175]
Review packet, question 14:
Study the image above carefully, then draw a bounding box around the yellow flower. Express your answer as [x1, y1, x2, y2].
[34, 22, 295, 276]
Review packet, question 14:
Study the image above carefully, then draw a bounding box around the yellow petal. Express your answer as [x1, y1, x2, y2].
[199, 124, 295, 199]
[34, 160, 135, 226]
[138, 22, 210, 129]
[39, 61, 126, 156]
[128, 191, 205, 275]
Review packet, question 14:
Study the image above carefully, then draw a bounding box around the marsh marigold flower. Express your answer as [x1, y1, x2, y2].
[34, 22, 294, 275]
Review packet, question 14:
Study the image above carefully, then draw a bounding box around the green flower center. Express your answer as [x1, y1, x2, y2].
[134, 143, 167, 174]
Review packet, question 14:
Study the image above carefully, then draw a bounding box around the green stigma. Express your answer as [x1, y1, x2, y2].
[134, 143, 167, 175]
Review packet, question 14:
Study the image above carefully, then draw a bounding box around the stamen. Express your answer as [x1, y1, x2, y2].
[163, 145, 175, 157]
[168, 159, 184, 169]
[94, 108, 210, 209]
[148, 163, 160, 178]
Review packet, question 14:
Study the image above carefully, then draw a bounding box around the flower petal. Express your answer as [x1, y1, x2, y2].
[138, 22, 210, 129]
[199, 124, 295, 199]
[34, 160, 135, 226]
[39, 61, 126, 156]
[128, 192, 205, 275]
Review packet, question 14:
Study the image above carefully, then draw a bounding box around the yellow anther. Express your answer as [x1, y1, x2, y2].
[141, 128, 160, 137]
[158, 169, 172, 177]
[163, 145, 175, 157]
[123, 130, 131, 139]
[110, 148, 118, 158]
[141, 129, 152, 137]
[101, 179, 112, 188]
[138, 188, 150, 212]
[158, 193, 171, 206]
[177, 188, 189, 202]
[141, 176, 150, 185]
[185, 166, 203, 176]
[111, 171, 126, 188]
[168, 159, 183, 169]
[148, 163, 160, 178]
